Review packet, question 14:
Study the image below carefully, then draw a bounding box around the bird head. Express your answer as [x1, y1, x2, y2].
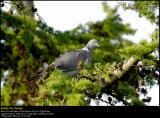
[86, 39, 100, 50]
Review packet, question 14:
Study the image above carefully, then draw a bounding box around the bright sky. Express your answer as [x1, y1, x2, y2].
[34, 1, 157, 44]
[147, 84, 159, 106]
[34, 1, 106, 32]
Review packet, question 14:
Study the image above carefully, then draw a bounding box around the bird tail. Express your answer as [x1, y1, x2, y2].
[29, 63, 55, 82]
[29, 73, 42, 82]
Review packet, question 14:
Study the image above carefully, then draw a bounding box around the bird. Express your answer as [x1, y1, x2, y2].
[30, 39, 100, 81]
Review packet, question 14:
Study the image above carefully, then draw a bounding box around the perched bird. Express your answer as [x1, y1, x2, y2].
[30, 39, 100, 81]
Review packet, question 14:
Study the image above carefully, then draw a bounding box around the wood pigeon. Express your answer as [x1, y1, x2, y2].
[30, 39, 99, 81]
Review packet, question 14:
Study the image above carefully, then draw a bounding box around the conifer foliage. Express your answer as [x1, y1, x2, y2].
[1, 1, 159, 106]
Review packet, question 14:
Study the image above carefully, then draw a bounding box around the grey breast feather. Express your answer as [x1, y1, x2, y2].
[53, 50, 90, 72]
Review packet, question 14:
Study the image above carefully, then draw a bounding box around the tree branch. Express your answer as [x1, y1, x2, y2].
[107, 93, 131, 106]
[92, 97, 115, 106]
[112, 56, 139, 79]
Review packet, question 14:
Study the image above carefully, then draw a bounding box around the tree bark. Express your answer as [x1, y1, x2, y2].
[112, 56, 138, 79]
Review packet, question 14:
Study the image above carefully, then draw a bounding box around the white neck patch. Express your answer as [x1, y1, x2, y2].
[82, 47, 89, 52]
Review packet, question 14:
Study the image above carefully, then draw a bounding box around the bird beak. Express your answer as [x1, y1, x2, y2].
[96, 44, 100, 47]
